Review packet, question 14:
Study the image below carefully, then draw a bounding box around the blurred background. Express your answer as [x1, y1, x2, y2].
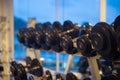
[13, 0, 120, 72]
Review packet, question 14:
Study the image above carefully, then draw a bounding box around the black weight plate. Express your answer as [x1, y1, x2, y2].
[66, 73, 78, 80]
[60, 35, 74, 52]
[45, 21, 63, 47]
[77, 35, 93, 57]
[52, 21, 63, 32]
[24, 27, 36, 48]
[17, 63, 27, 80]
[29, 75, 34, 80]
[17, 28, 28, 44]
[35, 23, 42, 31]
[90, 33, 104, 51]
[10, 61, 18, 76]
[26, 56, 32, 67]
[91, 22, 117, 60]
[45, 29, 59, 46]
[116, 33, 120, 52]
[113, 15, 120, 32]
[31, 59, 43, 77]
[46, 70, 53, 80]
[56, 73, 64, 80]
[78, 57, 89, 73]
[63, 20, 74, 31]
[35, 30, 44, 45]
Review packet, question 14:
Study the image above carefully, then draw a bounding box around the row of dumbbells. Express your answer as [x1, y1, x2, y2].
[10, 57, 92, 80]
[10, 57, 120, 80]
[17, 15, 120, 61]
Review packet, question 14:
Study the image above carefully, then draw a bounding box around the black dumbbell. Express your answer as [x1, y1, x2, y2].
[66, 72, 91, 80]
[11, 58, 43, 79]
[66, 73, 78, 80]
[34, 22, 52, 50]
[17, 27, 41, 49]
[77, 23, 96, 57]
[78, 56, 89, 74]
[29, 70, 53, 80]
[17, 27, 28, 44]
[45, 70, 53, 80]
[45, 21, 63, 52]
[56, 73, 64, 80]
[11, 61, 27, 80]
[101, 74, 120, 80]
[98, 60, 113, 76]
[45, 20, 79, 52]
[90, 22, 119, 60]
[113, 15, 120, 57]
[59, 23, 80, 54]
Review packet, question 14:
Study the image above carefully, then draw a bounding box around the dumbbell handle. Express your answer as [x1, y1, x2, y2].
[25, 66, 40, 73]
[59, 27, 79, 38]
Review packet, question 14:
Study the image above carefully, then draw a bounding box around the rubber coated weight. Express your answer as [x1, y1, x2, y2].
[114, 15, 120, 54]
[116, 33, 120, 53]
[60, 35, 77, 54]
[45, 20, 78, 52]
[11, 58, 44, 79]
[56, 73, 64, 80]
[77, 35, 95, 57]
[17, 63, 27, 80]
[11, 61, 19, 77]
[30, 58, 43, 77]
[17, 28, 28, 44]
[52, 21, 63, 33]
[35, 23, 42, 31]
[45, 21, 63, 52]
[113, 15, 120, 32]
[101, 74, 120, 80]
[45, 70, 53, 80]
[91, 22, 118, 60]
[78, 56, 89, 73]
[25, 56, 32, 67]
[11, 61, 27, 80]
[29, 75, 34, 80]
[63, 20, 74, 31]
[24, 27, 36, 48]
[38, 22, 52, 50]
[66, 73, 78, 80]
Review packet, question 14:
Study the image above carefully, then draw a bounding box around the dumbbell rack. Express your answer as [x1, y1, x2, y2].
[23, 18, 101, 80]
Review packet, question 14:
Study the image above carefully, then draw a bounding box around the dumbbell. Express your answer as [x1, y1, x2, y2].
[35, 22, 52, 50]
[45, 21, 63, 52]
[98, 60, 113, 76]
[45, 20, 79, 52]
[101, 74, 120, 80]
[11, 61, 27, 80]
[66, 72, 91, 80]
[113, 15, 120, 57]
[28, 70, 53, 80]
[17, 27, 41, 49]
[11, 58, 43, 80]
[59, 23, 81, 54]
[19, 57, 53, 80]
[56, 73, 64, 80]
[17, 27, 28, 44]
[76, 23, 96, 57]
[90, 22, 119, 60]
[78, 56, 89, 74]
[17, 22, 52, 50]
